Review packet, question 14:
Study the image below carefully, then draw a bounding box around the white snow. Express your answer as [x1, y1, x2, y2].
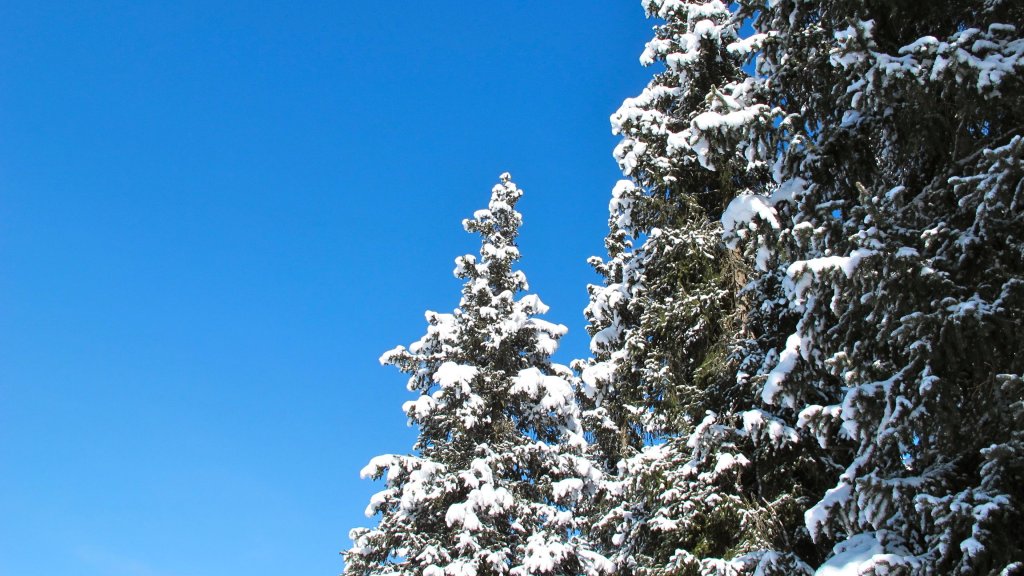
[445, 482, 513, 532]
[727, 33, 769, 56]
[742, 409, 799, 447]
[580, 360, 615, 398]
[609, 180, 636, 228]
[360, 455, 398, 480]
[806, 481, 851, 542]
[518, 293, 549, 315]
[773, 177, 807, 203]
[784, 248, 876, 304]
[551, 478, 584, 502]
[433, 362, 478, 393]
[713, 451, 750, 474]
[525, 317, 568, 339]
[515, 534, 572, 575]
[511, 368, 575, 412]
[816, 535, 882, 576]
[403, 395, 438, 419]
[444, 560, 477, 576]
[692, 105, 769, 132]
[378, 345, 406, 366]
[762, 333, 801, 408]
[814, 533, 909, 576]
[721, 193, 781, 247]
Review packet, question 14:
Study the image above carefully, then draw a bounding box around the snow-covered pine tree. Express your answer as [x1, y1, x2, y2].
[345, 174, 610, 576]
[578, 1, 827, 573]
[580, 0, 758, 468]
[727, 0, 1024, 572]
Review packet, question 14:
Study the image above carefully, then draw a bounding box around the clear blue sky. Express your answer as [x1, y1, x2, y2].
[0, 2, 652, 575]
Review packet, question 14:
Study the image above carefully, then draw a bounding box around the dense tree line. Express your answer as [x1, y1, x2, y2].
[347, 1, 1024, 574]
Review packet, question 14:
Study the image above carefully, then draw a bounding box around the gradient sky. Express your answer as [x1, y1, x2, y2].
[0, 2, 653, 575]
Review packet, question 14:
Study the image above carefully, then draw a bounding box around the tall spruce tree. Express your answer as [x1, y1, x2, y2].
[345, 174, 609, 576]
[724, 0, 1024, 573]
[578, 1, 828, 573]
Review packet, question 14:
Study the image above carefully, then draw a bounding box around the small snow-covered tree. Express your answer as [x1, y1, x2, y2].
[345, 174, 609, 576]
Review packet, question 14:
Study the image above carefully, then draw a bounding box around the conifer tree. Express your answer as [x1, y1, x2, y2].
[345, 174, 609, 576]
[579, 1, 826, 573]
[725, 0, 1024, 573]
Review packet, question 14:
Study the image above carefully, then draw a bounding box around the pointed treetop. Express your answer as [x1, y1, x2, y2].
[463, 172, 522, 246]
[457, 173, 527, 296]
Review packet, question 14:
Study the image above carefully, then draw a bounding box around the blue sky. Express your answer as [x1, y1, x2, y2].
[0, 2, 652, 574]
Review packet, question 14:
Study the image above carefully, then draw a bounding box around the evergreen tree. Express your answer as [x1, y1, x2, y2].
[346, 2, 1024, 574]
[579, 1, 826, 573]
[727, 0, 1024, 573]
[345, 174, 609, 576]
